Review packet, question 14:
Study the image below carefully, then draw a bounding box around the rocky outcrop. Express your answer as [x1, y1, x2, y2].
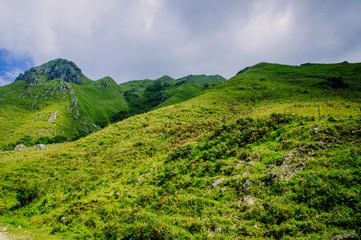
[101, 81, 109, 89]
[15, 68, 41, 84]
[15, 58, 83, 85]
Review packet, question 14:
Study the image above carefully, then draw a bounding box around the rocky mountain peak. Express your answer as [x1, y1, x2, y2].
[15, 58, 83, 85]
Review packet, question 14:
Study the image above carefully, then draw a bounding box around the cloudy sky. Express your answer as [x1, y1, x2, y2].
[1, 0, 361, 86]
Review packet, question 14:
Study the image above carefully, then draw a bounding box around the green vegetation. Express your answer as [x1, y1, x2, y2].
[0, 62, 360, 239]
[0, 59, 225, 150]
[0, 76, 127, 148]
[114, 74, 226, 120]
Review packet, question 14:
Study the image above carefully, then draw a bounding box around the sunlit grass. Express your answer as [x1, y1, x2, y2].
[0, 62, 360, 239]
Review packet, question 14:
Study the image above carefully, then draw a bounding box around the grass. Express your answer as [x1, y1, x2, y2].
[115, 74, 226, 119]
[0, 62, 360, 239]
[0, 68, 226, 149]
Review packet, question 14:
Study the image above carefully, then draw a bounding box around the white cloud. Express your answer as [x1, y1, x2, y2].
[1, 0, 361, 82]
[233, 1, 294, 54]
[0, 76, 10, 87]
[0, 68, 23, 86]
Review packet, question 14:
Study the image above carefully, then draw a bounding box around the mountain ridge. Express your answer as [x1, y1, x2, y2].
[0, 59, 226, 149]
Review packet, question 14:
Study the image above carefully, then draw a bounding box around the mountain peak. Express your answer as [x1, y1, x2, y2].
[15, 58, 83, 85]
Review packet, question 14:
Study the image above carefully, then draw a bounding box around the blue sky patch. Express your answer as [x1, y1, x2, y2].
[0, 49, 34, 86]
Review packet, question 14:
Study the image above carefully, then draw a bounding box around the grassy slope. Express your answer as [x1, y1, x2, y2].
[0, 79, 74, 145]
[0, 62, 360, 239]
[0, 76, 128, 147]
[119, 74, 226, 110]
[0, 81, 27, 97]
[157, 83, 204, 109]
[71, 76, 129, 129]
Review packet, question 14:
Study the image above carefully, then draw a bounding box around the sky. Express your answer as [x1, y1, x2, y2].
[1, 0, 361, 86]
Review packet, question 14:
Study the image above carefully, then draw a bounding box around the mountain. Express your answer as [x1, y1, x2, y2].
[0, 59, 128, 148]
[0, 59, 225, 150]
[0, 62, 360, 239]
[115, 74, 225, 119]
[15, 58, 83, 85]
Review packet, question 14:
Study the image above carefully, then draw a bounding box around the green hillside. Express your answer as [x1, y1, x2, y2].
[0, 60, 225, 150]
[116, 74, 225, 119]
[0, 62, 360, 239]
[0, 59, 129, 149]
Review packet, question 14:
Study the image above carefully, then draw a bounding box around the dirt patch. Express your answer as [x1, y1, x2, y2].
[0, 232, 10, 240]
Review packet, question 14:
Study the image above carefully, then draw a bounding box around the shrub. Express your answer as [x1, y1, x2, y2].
[35, 136, 52, 144]
[51, 135, 67, 143]
[15, 182, 40, 207]
[16, 135, 33, 146]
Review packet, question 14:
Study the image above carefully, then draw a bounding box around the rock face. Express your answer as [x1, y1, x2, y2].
[48, 111, 59, 123]
[101, 81, 109, 89]
[15, 58, 83, 85]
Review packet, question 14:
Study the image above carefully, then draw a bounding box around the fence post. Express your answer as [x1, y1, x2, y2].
[318, 105, 321, 120]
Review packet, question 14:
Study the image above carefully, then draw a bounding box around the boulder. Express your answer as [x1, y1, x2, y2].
[35, 144, 46, 150]
[14, 144, 26, 151]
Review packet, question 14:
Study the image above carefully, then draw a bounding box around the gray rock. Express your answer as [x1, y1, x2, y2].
[14, 144, 26, 151]
[244, 195, 256, 206]
[331, 231, 358, 240]
[247, 161, 255, 166]
[312, 128, 319, 135]
[242, 179, 252, 192]
[283, 151, 295, 163]
[236, 160, 245, 167]
[101, 81, 109, 88]
[279, 163, 305, 181]
[71, 97, 78, 107]
[16, 68, 40, 84]
[35, 144, 46, 150]
[74, 108, 80, 120]
[48, 111, 59, 123]
[212, 177, 224, 188]
[317, 141, 325, 148]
